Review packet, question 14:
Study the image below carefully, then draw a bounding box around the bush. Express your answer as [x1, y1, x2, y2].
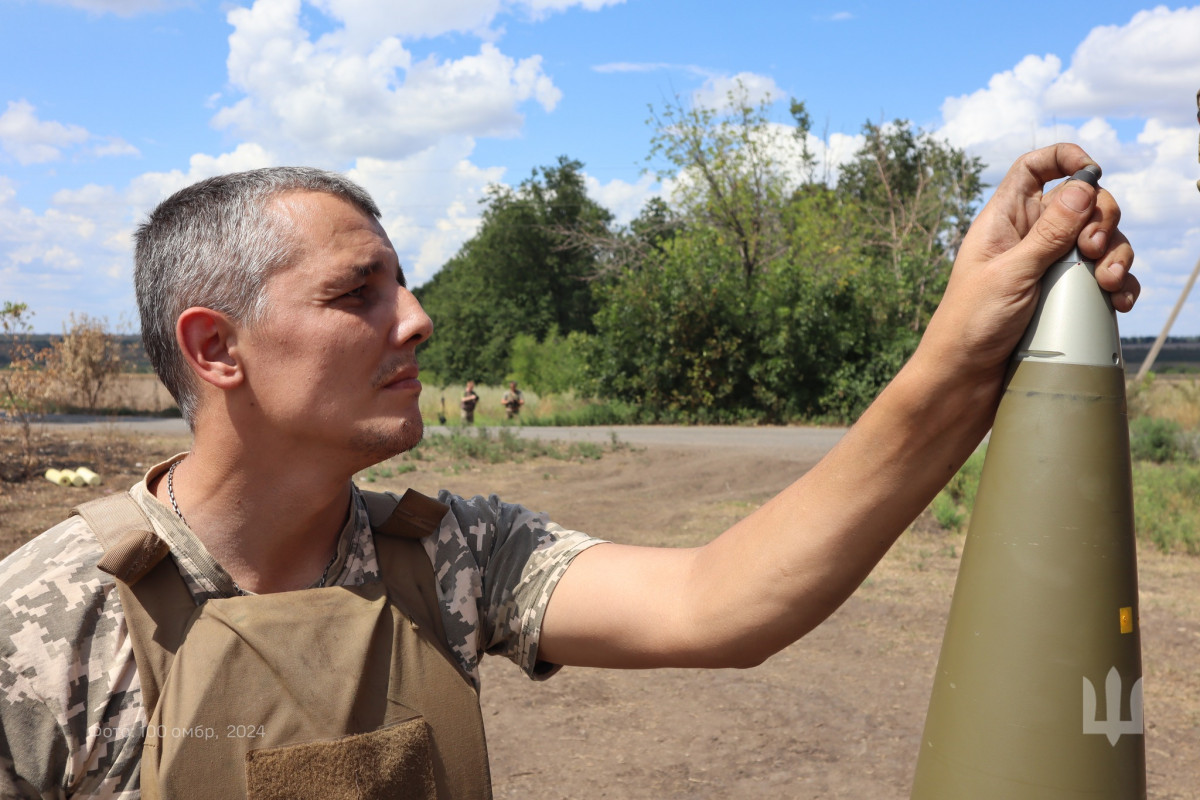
[1129, 416, 1186, 463]
[927, 445, 987, 532]
[44, 313, 122, 412]
[930, 491, 964, 530]
[507, 328, 589, 396]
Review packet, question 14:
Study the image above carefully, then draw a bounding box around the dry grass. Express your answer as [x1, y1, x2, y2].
[1129, 375, 1200, 429]
[82, 372, 177, 414]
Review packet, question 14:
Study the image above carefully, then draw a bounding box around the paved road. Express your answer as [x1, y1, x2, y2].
[37, 415, 848, 456]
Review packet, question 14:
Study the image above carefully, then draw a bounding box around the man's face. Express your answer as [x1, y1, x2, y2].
[235, 190, 432, 470]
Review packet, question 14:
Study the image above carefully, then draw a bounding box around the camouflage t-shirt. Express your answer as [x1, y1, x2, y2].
[0, 456, 603, 799]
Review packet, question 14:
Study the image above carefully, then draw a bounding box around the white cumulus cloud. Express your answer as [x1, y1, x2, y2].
[0, 142, 280, 331]
[306, 0, 624, 41]
[519, 0, 625, 18]
[0, 100, 139, 165]
[1044, 6, 1200, 125]
[583, 172, 659, 226]
[693, 72, 784, 112]
[0, 100, 91, 165]
[213, 0, 562, 164]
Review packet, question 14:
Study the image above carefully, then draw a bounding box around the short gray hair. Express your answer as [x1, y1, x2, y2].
[134, 167, 381, 427]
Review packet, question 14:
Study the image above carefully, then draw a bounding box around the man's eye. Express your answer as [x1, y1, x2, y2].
[341, 286, 367, 301]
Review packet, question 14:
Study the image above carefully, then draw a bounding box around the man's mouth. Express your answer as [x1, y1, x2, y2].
[376, 361, 420, 390]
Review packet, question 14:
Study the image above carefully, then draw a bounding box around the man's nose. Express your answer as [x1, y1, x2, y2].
[394, 288, 433, 346]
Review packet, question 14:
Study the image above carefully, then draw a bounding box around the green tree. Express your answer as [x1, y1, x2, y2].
[416, 157, 614, 384]
[837, 120, 984, 333]
[587, 227, 757, 420]
[645, 85, 794, 287]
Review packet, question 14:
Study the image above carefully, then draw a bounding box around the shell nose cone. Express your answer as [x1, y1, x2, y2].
[1014, 257, 1124, 369]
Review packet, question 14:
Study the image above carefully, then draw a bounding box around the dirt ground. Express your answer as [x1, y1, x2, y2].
[1, 425, 1197, 799]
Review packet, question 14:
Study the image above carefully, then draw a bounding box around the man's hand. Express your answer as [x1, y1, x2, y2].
[918, 143, 1138, 383]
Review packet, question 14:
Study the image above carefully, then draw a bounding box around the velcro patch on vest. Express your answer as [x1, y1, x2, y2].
[244, 718, 437, 800]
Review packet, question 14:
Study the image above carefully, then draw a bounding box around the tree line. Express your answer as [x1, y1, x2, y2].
[416, 89, 985, 423]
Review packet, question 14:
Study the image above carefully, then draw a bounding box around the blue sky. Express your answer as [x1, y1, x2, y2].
[2, 0, 1198, 337]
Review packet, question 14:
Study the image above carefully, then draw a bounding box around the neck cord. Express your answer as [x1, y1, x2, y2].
[165, 459, 340, 596]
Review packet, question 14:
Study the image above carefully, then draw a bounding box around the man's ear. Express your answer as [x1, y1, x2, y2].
[176, 307, 243, 390]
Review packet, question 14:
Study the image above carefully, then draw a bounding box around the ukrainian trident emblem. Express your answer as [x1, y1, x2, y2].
[1083, 666, 1143, 746]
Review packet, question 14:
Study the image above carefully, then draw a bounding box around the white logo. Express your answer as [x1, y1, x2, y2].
[1083, 667, 1143, 746]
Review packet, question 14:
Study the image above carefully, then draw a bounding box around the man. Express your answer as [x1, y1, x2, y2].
[502, 380, 524, 420]
[0, 145, 1137, 798]
[460, 379, 480, 424]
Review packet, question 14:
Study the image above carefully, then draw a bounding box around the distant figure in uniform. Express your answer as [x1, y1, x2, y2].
[460, 380, 480, 424]
[502, 381, 524, 420]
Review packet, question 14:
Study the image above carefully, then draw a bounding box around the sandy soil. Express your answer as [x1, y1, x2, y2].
[1, 426, 1197, 799]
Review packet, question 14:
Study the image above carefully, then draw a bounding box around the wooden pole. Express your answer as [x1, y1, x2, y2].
[1131, 88, 1200, 383]
[1134, 255, 1200, 382]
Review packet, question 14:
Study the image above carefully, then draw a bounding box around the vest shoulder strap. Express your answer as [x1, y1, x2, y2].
[359, 489, 456, 662]
[72, 494, 196, 713]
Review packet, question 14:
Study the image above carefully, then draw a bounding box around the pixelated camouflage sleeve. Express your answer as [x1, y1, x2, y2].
[422, 492, 605, 685]
[0, 517, 144, 798]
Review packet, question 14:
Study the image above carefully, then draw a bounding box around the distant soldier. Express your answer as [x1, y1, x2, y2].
[460, 380, 480, 424]
[502, 381, 524, 420]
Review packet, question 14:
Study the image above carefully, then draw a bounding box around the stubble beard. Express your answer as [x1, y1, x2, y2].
[350, 413, 424, 466]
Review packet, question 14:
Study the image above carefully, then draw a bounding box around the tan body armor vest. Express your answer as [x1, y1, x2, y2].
[74, 489, 492, 800]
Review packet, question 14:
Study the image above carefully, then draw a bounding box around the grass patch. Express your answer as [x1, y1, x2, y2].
[1132, 461, 1200, 554]
[359, 463, 418, 483]
[412, 428, 613, 464]
[927, 446, 987, 532]
[525, 400, 644, 427]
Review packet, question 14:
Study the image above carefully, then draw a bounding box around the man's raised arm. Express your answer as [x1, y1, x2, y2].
[538, 143, 1139, 671]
